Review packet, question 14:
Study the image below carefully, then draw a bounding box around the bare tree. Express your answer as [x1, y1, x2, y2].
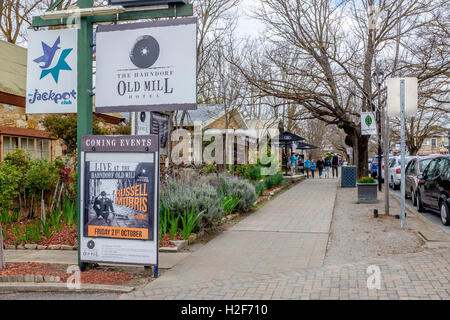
[229, 0, 449, 177]
[175, 0, 241, 128]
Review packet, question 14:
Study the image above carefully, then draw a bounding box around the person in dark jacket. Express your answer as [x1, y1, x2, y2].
[324, 157, 332, 178]
[317, 158, 324, 178]
[332, 154, 339, 178]
[93, 191, 115, 225]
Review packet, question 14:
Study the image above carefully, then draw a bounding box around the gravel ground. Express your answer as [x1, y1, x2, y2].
[324, 186, 425, 265]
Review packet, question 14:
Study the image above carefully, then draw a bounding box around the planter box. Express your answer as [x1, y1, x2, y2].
[357, 183, 378, 203]
[341, 166, 357, 187]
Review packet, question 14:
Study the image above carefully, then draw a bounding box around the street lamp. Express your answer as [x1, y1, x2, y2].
[373, 70, 385, 192]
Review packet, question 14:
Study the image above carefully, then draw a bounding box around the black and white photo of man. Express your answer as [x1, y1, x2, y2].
[93, 191, 115, 225]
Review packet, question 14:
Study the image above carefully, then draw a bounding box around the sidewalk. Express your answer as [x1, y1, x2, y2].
[4, 250, 189, 270]
[129, 177, 338, 292]
[120, 178, 450, 300]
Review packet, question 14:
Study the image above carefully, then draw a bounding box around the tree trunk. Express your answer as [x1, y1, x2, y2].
[408, 145, 419, 156]
[344, 127, 369, 178]
[356, 135, 370, 179]
[41, 190, 46, 222]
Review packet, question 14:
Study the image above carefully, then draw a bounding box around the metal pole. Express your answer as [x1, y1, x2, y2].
[384, 110, 390, 215]
[400, 79, 406, 228]
[77, 0, 93, 270]
[377, 108, 382, 191]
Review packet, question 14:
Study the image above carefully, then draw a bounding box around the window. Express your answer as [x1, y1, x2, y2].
[2, 136, 51, 161]
[2, 136, 19, 155]
[420, 159, 433, 172]
[424, 159, 438, 177]
[432, 139, 437, 147]
[435, 158, 446, 177]
[406, 160, 415, 175]
[389, 158, 397, 168]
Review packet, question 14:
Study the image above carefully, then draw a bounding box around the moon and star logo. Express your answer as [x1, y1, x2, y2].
[129, 35, 160, 69]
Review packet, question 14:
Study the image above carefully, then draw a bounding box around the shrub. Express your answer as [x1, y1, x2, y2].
[180, 207, 203, 240]
[160, 181, 223, 227]
[254, 182, 265, 196]
[222, 195, 240, 215]
[213, 175, 257, 212]
[0, 161, 21, 212]
[264, 173, 285, 190]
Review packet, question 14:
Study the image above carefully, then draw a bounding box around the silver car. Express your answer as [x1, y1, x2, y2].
[405, 156, 438, 206]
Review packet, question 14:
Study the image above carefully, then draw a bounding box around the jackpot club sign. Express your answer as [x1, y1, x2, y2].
[95, 17, 197, 113]
[26, 28, 77, 114]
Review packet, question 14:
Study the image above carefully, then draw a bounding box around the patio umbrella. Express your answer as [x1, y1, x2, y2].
[270, 132, 305, 175]
[271, 132, 305, 145]
[295, 141, 318, 150]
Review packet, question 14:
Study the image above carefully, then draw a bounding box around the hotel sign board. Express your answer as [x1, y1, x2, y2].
[95, 17, 197, 113]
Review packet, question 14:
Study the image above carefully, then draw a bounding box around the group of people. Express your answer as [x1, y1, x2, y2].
[290, 153, 340, 179]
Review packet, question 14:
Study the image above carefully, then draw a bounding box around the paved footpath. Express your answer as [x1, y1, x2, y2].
[122, 176, 450, 300]
[122, 178, 338, 298]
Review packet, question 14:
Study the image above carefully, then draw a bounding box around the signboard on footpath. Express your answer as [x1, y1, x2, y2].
[137, 112, 170, 155]
[80, 135, 159, 266]
[26, 28, 78, 114]
[95, 17, 197, 112]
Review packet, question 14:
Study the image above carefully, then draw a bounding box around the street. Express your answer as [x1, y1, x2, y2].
[390, 188, 450, 237]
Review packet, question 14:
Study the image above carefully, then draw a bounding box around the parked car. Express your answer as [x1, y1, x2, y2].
[370, 155, 385, 181]
[416, 155, 450, 226]
[388, 156, 414, 190]
[405, 156, 438, 206]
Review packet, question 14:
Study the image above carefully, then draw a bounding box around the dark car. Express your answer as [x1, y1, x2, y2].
[416, 155, 450, 226]
[405, 156, 437, 206]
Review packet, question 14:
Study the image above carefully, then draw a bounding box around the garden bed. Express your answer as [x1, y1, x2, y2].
[2, 219, 78, 247]
[0, 262, 137, 286]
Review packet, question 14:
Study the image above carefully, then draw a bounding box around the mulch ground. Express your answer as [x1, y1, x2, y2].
[0, 262, 137, 286]
[159, 232, 183, 247]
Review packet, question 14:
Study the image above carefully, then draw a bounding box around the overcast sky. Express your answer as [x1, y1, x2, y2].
[235, 0, 265, 39]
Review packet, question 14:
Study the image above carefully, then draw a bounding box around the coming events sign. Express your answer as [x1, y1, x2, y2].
[80, 135, 159, 266]
[95, 17, 197, 112]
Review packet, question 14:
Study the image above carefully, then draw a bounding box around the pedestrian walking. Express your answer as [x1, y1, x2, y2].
[317, 158, 324, 178]
[332, 154, 339, 178]
[304, 158, 311, 178]
[290, 152, 298, 175]
[324, 156, 331, 178]
[297, 155, 304, 175]
[310, 160, 316, 178]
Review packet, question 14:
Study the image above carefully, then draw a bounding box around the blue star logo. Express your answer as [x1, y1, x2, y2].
[33, 36, 73, 83]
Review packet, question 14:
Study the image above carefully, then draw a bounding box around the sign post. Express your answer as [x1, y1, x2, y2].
[31, 1, 194, 276]
[387, 77, 418, 228]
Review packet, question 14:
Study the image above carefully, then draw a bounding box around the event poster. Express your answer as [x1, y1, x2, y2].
[84, 160, 155, 241]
